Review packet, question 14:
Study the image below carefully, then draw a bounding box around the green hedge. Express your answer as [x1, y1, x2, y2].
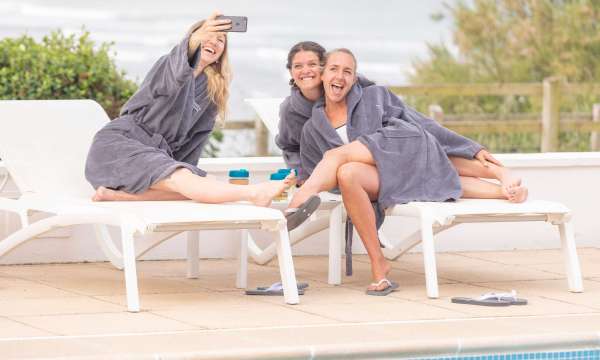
[0, 30, 223, 156]
[0, 30, 136, 118]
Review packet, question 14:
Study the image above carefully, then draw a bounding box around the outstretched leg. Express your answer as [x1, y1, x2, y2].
[460, 176, 505, 199]
[93, 187, 188, 201]
[450, 157, 528, 203]
[288, 141, 374, 209]
[94, 168, 293, 207]
[337, 162, 392, 292]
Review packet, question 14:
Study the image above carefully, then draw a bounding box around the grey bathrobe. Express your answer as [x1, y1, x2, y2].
[276, 76, 375, 181]
[85, 34, 217, 193]
[300, 84, 483, 275]
[301, 83, 484, 214]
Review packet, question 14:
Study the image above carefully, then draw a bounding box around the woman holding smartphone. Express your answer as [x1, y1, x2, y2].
[85, 12, 293, 205]
[287, 49, 528, 295]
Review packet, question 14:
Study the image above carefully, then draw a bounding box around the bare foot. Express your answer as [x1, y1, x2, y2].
[92, 186, 119, 201]
[507, 185, 528, 203]
[92, 186, 141, 201]
[248, 174, 295, 207]
[367, 258, 393, 291]
[496, 168, 524, 200]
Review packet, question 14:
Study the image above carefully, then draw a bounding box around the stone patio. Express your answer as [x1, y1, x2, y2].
[1, 248, 599, 359]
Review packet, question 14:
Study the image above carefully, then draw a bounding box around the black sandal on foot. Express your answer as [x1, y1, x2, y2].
[284, 195, 321, 231]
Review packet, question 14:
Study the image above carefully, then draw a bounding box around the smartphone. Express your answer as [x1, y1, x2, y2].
[216, 15, 248, 32]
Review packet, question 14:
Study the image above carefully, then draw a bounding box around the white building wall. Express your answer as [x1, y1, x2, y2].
[0, 152, 599, 265]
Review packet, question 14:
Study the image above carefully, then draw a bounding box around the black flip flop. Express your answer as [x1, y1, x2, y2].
[366, 279, 399, 296]
[451, 290, 527, 306]
[245, 281, 307, 296]
[255, 282, 309, 291]
[285, 195, 321, 231]
[451, 296, 511, 306]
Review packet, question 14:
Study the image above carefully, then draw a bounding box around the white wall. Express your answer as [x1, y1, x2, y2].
[0, 153, 599, 265]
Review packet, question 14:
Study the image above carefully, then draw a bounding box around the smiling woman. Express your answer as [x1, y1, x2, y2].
[84, 11, 294, 206]
[287, 48, 529, 295]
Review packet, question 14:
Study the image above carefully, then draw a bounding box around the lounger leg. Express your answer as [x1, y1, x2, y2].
[328, 204, 343, 285]
[121, 226, 140, 312]
[420, 215, 439, 298]
[93, 225, 124, 270]
[186, 231, 200, 279]
[276, 227, 299, 304]
[236, 229, 248, 289]
[558, 221, 584, 292]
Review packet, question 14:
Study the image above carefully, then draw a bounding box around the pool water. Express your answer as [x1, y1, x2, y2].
[417, 349, 600, 360]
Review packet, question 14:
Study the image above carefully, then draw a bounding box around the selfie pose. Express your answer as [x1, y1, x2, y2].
[287, 49, 528, 295]
[85, 12, 292, 205]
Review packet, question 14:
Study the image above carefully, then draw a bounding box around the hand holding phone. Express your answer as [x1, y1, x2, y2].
[216, 15, 248, 32]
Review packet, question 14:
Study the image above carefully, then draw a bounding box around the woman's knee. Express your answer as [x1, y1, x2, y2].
[323, 146, 350, 163]
[336, 162, 359, 187]
[153, 167, 193, 192]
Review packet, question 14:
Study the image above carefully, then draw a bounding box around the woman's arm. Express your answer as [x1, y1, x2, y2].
[299, 125, 324, 182]
[382, 88, 485, 159]
[275, 98, 304, 173]
[121, 14, 231, 116]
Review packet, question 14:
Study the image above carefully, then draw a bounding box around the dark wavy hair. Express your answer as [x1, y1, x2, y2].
[286, 41, 326, 87]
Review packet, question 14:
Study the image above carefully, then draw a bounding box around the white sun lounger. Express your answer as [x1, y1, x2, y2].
[0, 100, 299, 311]
[244, 97, 584, 297]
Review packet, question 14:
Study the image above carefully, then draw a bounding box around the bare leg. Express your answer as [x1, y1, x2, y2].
[450, 157, 528, 203]
[337, 162, 392, 291]
[93, 187, 188, 201]
[93, 168, 293, 207]
[460, 177, 505, 199]
[288, 141, 374, 209]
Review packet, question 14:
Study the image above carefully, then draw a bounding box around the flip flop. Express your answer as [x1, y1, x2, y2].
[451, 290, 527, 306]
[285, 195, 321, 231]
[255, 281, 309, 291]
[245, 281, 306, 296]
[366, 278, 399, 296]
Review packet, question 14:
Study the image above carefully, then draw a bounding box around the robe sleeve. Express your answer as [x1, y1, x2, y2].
[146, 35, 195, 95]
[275, 98, 304, 174]
[120, 34, 195, 116]
[299, 125, 323, 182]
[382, 89, 484, 159]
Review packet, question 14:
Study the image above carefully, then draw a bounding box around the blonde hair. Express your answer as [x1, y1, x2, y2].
[188, 20, 231, 126]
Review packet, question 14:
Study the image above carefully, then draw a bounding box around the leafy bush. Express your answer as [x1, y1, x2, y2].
[410, 0, 600, 152]
[0, 30, 222, 156]
[0, 30, 136, 118]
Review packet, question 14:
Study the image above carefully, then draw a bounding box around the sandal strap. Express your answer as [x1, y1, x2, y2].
[369, 278, 392, 287]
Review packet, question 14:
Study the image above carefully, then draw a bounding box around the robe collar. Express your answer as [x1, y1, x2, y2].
[311, 82, 363, 145]
[289, 87, 316, 119]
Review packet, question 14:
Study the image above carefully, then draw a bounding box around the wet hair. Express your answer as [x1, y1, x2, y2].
[324, 48, 357, 73]
[286, 41, 326, 86]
